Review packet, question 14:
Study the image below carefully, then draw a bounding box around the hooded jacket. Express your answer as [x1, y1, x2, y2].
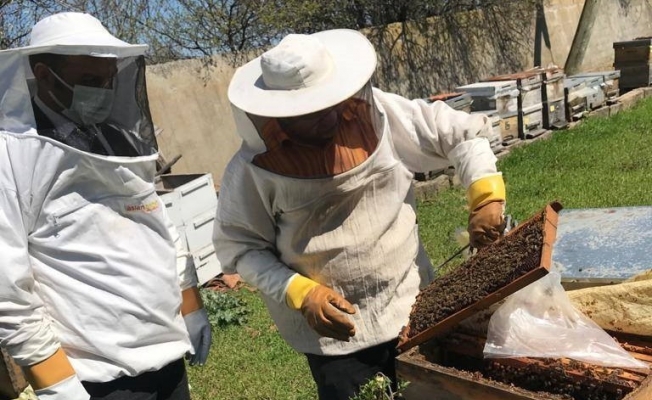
[0, 14, 194, 383]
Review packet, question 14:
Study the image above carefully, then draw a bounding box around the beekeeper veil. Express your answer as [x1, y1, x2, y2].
[227, 29, 383, 164]
[0, 12, 157, 155]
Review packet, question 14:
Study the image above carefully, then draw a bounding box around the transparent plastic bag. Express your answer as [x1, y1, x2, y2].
[483, 271, 649, 370]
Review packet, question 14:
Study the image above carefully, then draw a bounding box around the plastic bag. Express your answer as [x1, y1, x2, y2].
[483, 271, 649, 370]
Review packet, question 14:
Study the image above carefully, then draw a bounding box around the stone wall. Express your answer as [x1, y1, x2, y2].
[145, 0, 652, 187]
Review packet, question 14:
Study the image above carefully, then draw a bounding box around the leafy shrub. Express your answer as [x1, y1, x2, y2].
[200, 289, 249, 328]
[349, 374, 409, 400]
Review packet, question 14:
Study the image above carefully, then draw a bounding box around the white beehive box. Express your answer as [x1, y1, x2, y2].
[156, 173, 221, 285]
[456, 80, 519, 116]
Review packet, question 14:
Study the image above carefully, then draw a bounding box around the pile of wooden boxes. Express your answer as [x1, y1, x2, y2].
[530, 67, 569, 130]
[156, 173, 222, 286]
[614, 37, 652, 92]
[455, 80, 520, 146]
[428, 92, 504, 155]
[485, 71, 548, 140]
[573, 70, 621, 104]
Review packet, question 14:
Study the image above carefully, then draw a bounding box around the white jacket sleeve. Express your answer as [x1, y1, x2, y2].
[0, 187, 60, 366]
[161, 202, 198, 291]
[213, 157, 295, 305]
[374, 87, 499, 188]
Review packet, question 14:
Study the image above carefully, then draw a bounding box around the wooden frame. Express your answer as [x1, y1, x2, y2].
[398, 202, 562, 353]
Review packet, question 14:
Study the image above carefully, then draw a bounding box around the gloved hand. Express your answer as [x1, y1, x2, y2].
[34, 375, 90, 400]
[183, 307, 212, 366]
[23, 348, 89, 400]
[301, 285, 357, 341]
[466, 174, 506, 249]
[286, 275, 356, 341]
[468, 200, 506, 248]
[181, 286, 212, 366]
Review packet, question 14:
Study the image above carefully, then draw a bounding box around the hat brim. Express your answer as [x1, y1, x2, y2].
[228, 29, 377, 118]
[4, 33, 147, 58]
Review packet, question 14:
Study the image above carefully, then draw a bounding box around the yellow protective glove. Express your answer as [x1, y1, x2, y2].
[467, 175, 506, 249]
[286, 275, 356, 341]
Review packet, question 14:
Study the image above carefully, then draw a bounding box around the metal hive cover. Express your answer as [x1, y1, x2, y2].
[552, 206, 652, 282]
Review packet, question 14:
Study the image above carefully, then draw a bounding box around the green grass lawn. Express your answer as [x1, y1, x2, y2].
[187, 98, 652, 399]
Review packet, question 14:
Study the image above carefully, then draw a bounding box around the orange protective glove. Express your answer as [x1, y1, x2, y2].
[286, 275, 356, 341]
[467, 174, 506, 249]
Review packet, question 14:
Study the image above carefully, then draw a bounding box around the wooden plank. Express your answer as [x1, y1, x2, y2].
[625, 375, 652, 399]
[0, 350, 27, 400]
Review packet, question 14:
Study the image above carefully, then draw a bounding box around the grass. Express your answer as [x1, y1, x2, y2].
[187, 98, 652, 399]
[187, 288, 316, 399]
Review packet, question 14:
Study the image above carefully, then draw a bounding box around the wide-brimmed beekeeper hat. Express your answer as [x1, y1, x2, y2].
[16, 11, 147, 57]
[228, 29, 377, 118]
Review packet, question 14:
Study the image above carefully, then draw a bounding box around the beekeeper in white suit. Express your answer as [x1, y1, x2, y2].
[214, 29, 507, 399]
[0, 12, 211, 400]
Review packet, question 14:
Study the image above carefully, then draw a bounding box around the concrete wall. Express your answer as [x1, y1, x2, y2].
[145, 0, 652, 187]
[146, 57, 242, 190]
[541, 0, 652, 73]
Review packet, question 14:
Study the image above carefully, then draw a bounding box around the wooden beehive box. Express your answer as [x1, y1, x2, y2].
[614, 38, 652, 91]
[396, 332, 652, 400]
[527, 67, 568, 130]
[396, 202, 652, 399]
[428, 92, 473, 114]
[484, 71, 547, 139]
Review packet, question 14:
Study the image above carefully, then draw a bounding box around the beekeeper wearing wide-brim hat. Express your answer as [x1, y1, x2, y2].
[0, 12, 211, 400]
[214, 29, 507, 399]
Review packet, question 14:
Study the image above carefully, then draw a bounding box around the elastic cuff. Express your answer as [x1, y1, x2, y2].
[285, 275, 319, 310]
[467, 174, 506, 210]
[181, 286, 204, 316]
[23, 347, 76, 391]
[34, 374, 89, 400]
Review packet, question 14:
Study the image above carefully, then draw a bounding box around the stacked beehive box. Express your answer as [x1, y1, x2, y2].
[484, 71, 547, 140]
[529, 67, 569, 130]
[471, 110, 504, 154]
[432, 92, 503, 154]
[455, 80, 520, 146]
[573, 71, 621, 104]
[614, 38, 652, 92]
[427, 92, 474, 114]
[156, 173, 222, 285]
[568, 74, 607, 111]
[564, 77, 590, 121]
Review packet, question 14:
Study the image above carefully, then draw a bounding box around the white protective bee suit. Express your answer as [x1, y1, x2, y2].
[214, 30, 505, 357]
[0, 12, 206, 400]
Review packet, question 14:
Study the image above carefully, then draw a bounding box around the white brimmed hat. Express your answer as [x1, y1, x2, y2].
[11, 12, 147, 58]
[228, 29, 377, 118]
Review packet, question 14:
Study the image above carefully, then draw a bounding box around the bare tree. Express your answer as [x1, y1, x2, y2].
[1, 0, 539, 69]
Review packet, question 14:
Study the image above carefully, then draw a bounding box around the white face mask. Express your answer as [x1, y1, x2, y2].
[48, 68, 115, 126]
